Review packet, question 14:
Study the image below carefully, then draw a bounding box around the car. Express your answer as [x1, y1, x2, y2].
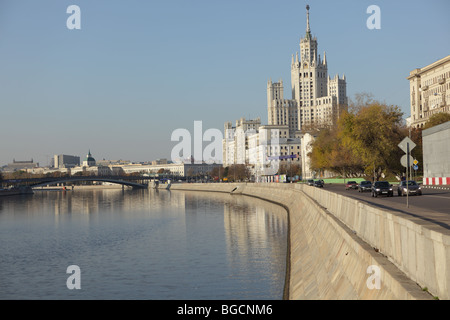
[307, 179, 314, 186]
[397, 180, 422, 196]
[345, 181, 358, 190]
[358, 180, 372, 192]
[371, 181, 393, 197]
[313, 180, 324, 188]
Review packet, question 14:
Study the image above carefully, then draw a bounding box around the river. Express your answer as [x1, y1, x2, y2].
[0, 188, 288, 299]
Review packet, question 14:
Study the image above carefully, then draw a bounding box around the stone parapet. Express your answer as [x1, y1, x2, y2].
[170, 183, 439, 299]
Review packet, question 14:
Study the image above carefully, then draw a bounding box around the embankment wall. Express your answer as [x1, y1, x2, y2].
[169, 183, 448, 299]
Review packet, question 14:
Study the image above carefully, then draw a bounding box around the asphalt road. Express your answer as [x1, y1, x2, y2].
[318, 183, 450, 230]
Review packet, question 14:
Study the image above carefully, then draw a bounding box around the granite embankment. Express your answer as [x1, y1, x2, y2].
[169, 183, 448, 300]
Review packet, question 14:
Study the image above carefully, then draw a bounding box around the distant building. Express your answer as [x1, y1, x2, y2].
[223, 117, 262, 167]
[54, 154, 80, 168]
[407, 55, 450, 128]
[96, 159, 131, 166]
[2, 159, 38, 172]
[120, 163, 222, 177]
[152, 158, 168, 165]
[82, 150, 96, 167]
[223, 119, 301, 179]
[222, 5, 347, 181]
[300, 132, 333, 180]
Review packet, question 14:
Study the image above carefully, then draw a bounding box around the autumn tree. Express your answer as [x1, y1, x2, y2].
[278, 162, 302, 179]
[226, 164, 250, 181]
[309, 97, 407, 180]
[423, 112, 450, 129]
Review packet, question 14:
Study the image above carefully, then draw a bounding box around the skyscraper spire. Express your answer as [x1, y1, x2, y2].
[305, 5, 311, 39]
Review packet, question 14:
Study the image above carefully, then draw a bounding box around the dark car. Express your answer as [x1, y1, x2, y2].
[397, 180, 422, 196]
[314, 180, 324, 188]
[371, 181, 393, 197]
[307, 179, 314, 186]
[358, 180, 372, 192]
[345, 181, 358, 190]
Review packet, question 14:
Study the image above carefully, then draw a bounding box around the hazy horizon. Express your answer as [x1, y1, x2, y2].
[1, 0, 449, 166]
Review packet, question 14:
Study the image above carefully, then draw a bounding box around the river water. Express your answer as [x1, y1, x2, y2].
[0, 188, 288, 300]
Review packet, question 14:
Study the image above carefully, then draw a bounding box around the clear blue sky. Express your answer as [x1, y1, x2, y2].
[1, 0, 449, 166]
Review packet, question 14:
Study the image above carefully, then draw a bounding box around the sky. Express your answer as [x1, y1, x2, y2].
[1, 0, 449, 166]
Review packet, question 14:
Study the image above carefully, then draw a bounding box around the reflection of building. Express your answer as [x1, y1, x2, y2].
[407, 55, 450, 128]
[54, 154, 80, 168]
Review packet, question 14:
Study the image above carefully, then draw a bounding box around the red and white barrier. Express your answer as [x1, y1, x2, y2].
[424, 177, 450, 185]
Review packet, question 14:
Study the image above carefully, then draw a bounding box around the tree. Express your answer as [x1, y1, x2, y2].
[278, 163, 302, 181]
[340, 103, 404, 179]
[423, 112, 450, 129]
[209, 166, 225, 181]
[225, 164, 250, 182]
[309, 96, 406, 180]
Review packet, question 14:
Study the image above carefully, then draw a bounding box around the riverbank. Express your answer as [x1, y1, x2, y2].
[169, 183, 440, 300]
[0, 187, 34, 196]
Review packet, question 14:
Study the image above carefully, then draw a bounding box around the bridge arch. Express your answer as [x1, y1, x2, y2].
[30, 177, 147, 189]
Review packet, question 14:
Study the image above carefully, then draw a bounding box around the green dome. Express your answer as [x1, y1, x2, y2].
[84, 150, 96, 165]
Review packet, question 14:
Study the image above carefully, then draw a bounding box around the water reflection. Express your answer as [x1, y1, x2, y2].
[0, 188, 287, 299]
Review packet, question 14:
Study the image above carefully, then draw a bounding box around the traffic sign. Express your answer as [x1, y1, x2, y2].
[413, 165, 419, 170]
[398, 137, 416, 153]
[413, 159, 419, 165]
[400, 154, 414, 167]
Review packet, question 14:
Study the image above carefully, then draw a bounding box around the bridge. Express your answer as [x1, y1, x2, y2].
[2, 175, 153, 189]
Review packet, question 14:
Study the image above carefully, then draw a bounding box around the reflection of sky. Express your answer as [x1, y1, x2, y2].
[0, 189, 287, 299]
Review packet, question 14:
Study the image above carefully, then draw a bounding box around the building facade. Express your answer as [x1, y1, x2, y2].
[2, 159, 38, 172]
[82, 150, 96, 167]
[407, 55, 450, 128]
[223, 5, 346, 180]
[268, 5, 347, 136]
[54, 154, 80, 168]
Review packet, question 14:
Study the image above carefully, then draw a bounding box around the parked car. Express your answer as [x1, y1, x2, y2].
[314, 180, 324, 188]
[345, 181, 358, 190]
[358, 180, 372, 192]
[307, 179, 314, 186]
[371, 181, 393, 197]
[397, 180, 422, 196]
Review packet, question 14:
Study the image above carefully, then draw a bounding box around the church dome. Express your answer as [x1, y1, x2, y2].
[85, 151, 95, 162]
[83, 150, 96, 166]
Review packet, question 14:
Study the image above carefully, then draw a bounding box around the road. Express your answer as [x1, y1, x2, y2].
[318, 183, 450, 230]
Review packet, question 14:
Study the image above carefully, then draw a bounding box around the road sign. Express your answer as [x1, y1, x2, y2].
[413, 165, 419, 170]
[400, 154, 414, 167]
[398, 137, 416, 153]
[413, 159, 419, 165]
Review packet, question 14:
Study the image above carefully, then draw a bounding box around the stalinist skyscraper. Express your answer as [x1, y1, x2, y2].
[267, 5, 347, 136]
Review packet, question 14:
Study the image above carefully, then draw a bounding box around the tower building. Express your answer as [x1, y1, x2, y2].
[268, 5, 347, 135]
